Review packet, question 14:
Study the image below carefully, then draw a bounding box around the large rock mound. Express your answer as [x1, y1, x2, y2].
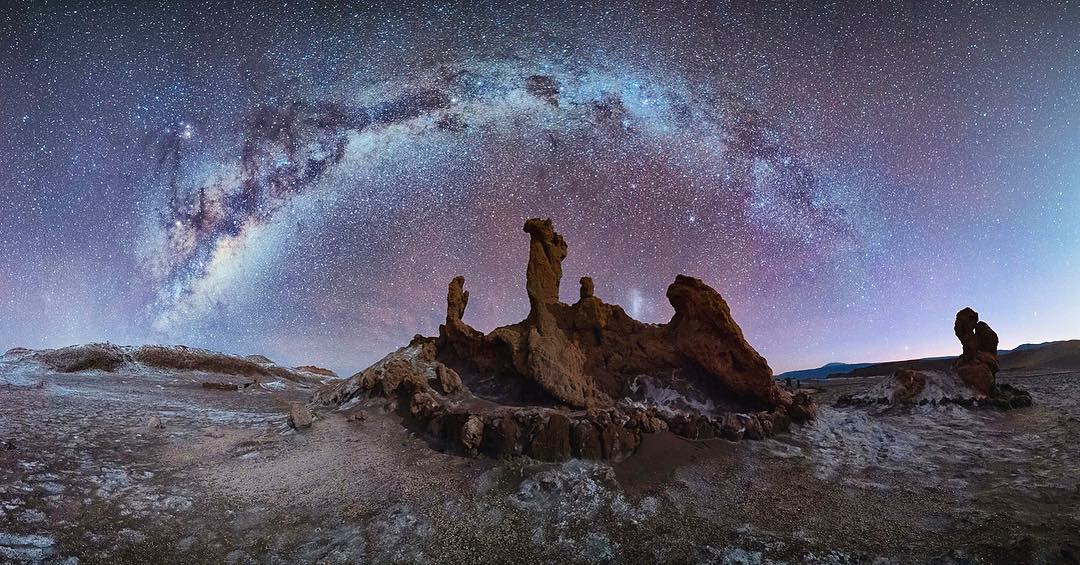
[26, 343, 334, 386]
[317, 218, 814, 461]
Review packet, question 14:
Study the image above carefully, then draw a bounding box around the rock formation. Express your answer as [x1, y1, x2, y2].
[29, 343, 332, 386]
[316, 218, 815, 461]
[288, 403, 314, 429]
[952, 307, 1000, 395]
[840, 307, 1031, 409]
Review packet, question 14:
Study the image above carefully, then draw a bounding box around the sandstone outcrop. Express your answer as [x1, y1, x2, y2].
[437, 219, 794, 412]
[952, 307, 1000, 395]
[316, 218, 813, 460]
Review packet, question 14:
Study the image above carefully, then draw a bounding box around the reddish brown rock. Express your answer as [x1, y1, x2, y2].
[954, 307, 980, 358]
[409, 391, 441, 422]
[36, 343, 130, 373]
[664, 275, 790, 409]
[845, 308, 1031, 410]
[893, 369, 928, 403]
[461, 415, 485, 455]
[787, 391, 817, 423]
[436, 218, 795, 415]
[313, 337, 456, 407]
[316, 217, 813, 461]
[440, 411, 474, 454]
[523, 217, 567, 319]
[447, 275, 469, 322]
[482, 415, 522, 457]
[435, 363, 463, 394]
[571, 420, 604, 459]
[524, 412, 573, 461]
[739, 414, 762, 440]
[975, 321, 998, 354]
[579, 276, 595, 300]
[952, 307, 998, 396]
[718, 413, 745, 442]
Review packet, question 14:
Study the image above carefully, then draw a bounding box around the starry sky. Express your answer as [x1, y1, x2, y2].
[1, 1, 1078, 375]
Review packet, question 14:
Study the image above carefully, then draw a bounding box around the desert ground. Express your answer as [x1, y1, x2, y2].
[1, 351, 1078, 565]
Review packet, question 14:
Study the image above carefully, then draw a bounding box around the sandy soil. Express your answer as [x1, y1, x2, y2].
[1, 362, 1078, 564]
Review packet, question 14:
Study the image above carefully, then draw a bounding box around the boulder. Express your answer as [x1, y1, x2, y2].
[571, 420, 604, 459]
[288, 403, 313, 429]
[482, 416, 523, 457]
[992, 383, 1033, 409]
[524, 412, 573, 461]
[409, 392, 441, 422]
[435, 362, 462, 394]
[461, 415, 485, 455]
[893, 369, 927, 403]
[787, 391, 817, 422]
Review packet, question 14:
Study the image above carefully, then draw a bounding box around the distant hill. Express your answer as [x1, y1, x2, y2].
[997, 339, 1080, 373]
[776, 362, 874, 381]
[782, 340, 1080, 380]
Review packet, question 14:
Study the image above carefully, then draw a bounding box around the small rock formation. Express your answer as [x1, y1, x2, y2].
[438, 219, 796, 412]
[288, 403, 314, 429]
[891, 369, 927, 403]
[840, 307, 1031, 409]
[579, 276, 594, 300]
[952, 309, 1030, 407]
[316, 218, 813, 461]
[953, 307, 1000, 395]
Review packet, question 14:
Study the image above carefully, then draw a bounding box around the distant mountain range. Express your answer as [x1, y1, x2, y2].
[777, 339, 1080, 380]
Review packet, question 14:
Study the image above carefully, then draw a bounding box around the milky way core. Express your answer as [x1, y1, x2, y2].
[1, 1, 1078, 374]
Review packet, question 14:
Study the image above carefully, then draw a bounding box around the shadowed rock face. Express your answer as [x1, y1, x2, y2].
[317, 218, 813, 460]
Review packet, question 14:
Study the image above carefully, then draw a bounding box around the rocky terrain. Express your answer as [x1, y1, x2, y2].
[3, 344, 1079, 563]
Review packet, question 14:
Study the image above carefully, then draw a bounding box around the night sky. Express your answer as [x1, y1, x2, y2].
[1, 1, 1077, 375]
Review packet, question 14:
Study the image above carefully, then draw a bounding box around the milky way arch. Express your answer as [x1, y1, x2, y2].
[143, 57, 858, 338]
